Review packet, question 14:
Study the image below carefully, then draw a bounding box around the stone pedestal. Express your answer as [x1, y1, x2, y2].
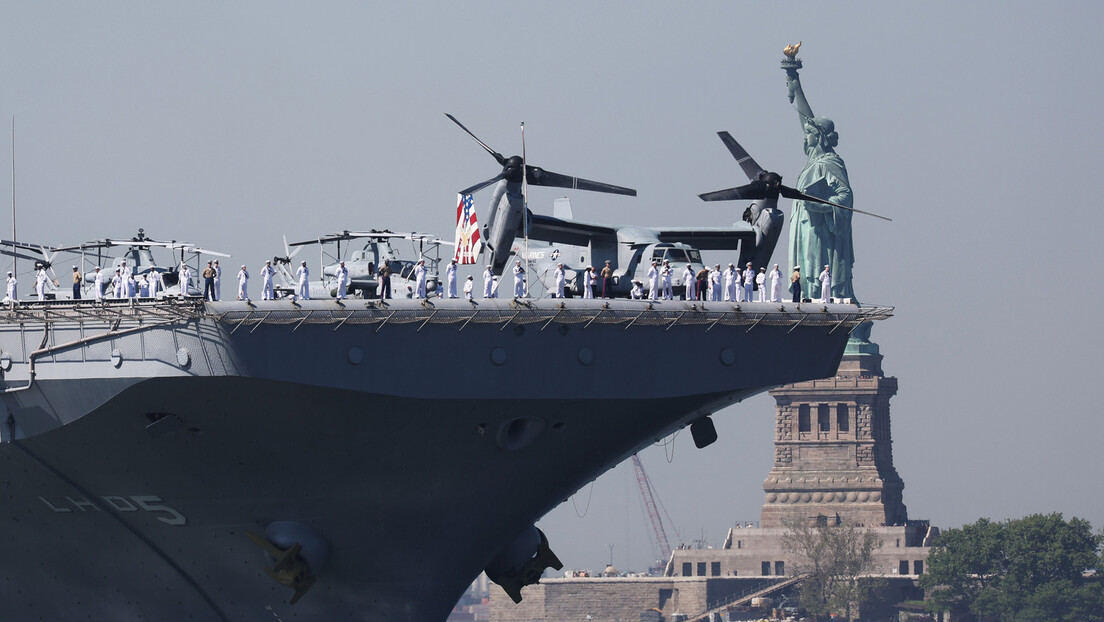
[760, 353, 906, 528]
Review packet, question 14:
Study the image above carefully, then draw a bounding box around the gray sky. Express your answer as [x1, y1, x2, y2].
[2, 2, 1103, 574]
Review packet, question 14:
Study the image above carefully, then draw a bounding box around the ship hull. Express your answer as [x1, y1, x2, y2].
[0, 298, 887, 620]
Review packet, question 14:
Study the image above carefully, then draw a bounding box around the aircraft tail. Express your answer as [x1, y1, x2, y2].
[553, 197, 573, 220]
[454, 193, 482, 264]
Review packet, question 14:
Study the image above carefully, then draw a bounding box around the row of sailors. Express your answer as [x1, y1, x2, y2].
[431, 258, 802, 303]
[3, 260, 263, 302]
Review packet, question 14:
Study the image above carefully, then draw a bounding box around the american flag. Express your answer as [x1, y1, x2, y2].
[454, 194, 482, 264]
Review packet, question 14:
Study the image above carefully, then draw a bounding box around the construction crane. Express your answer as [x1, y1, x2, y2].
[631, 454, 676, 565]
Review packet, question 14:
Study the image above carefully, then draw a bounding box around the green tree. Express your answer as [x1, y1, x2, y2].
[921, 513, 1104, 622]
[781, 516, 883, 621]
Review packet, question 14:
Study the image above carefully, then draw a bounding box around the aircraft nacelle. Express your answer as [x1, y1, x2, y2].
[483, 180, 526, 276]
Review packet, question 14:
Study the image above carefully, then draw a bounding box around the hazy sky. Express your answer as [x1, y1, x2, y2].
[2, 2, 1103, 574]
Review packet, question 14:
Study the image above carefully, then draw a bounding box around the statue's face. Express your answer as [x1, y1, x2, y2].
[803, 120, 821, 150]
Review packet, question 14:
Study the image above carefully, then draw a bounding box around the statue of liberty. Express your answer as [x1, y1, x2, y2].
[782, 46, 874, 347]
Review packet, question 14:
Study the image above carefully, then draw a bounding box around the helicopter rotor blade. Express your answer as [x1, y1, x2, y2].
[525, 166, 636, 196]
[716, 132, 765, 180]
[445, 114, 506, 166]
[777, 185, 893, 221]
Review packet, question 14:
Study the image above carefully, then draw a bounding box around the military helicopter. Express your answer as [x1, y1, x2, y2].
[275, 231, 450, 299]
[445, 114, 636, 279]
[49, 229, 231, 298]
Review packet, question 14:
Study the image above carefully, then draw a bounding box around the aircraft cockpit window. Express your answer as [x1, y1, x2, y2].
[660, 249, 693, 265]
[686, 250, 703, 264]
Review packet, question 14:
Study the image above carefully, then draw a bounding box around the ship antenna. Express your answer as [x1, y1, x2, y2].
[10, 116, 15, 277]
[521, 120, 529, 297]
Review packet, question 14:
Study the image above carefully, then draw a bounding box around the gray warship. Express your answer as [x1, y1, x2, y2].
[0, 290, 888, 620]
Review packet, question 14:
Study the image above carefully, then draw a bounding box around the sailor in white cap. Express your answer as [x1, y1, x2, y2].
[742, 262, 755, 302]
[71, 266, 82, 299]
[92, 266, 103, 300]
[139, 274, 150, 298]
[336, 260, 349, 299]
[445, 259, 457, 299]
[661, 260, 673, 300]
[260, 260, 275, 300]
[710, 264, 722, 301]
[482, 264, 494, 298]
[237, 264, 249, 300]
[213, 260, 222, 301]
[819, 264, 831, 302]
[682, 263, 695, 300]
[5, 270, 16, 301]
[630, 279, 644, 299]
[179, 262, 192, 297]
[149, 270, 160, 297]
[769, 264, 783, 302]
[111, 269, 123, 299]
[647, 260, 658, 300]
[296, 260, 310, 299]
[414, 259, 426, 298]
[583, 266, 595, 299]
[724, 263, 737, 302]
[463, 275, 474, 300]
[512, 260, 525, 298]
[554, 263, 566, 298]
[35, 264, 48, 300]
[756, 267, 767, 302]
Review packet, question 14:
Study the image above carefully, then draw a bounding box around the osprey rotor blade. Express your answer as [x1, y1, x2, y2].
[698, 181, 769, 202]
[460, 172, 508, 196]
[524, 166, 636, 196]
[778, 185, 893, 221]
[717, 132, 766, 180]
[445, 114, 506, 166]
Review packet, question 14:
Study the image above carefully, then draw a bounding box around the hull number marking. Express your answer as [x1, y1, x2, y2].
[38, 495, 187, 525]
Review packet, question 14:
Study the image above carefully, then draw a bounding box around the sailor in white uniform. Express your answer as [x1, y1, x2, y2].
[710, 264, 722, 302]
[180, 263, 192, 297]
[120, 260, 132, 283]
[35, 267, 48, 300]
[414, 260, 426, 298]
[647, 261, 658, 300]
[682, 264, 695, 300]
[769, 264, 782, 302]
[214, 260, 225, 302]
[445, 259, 457, 298]
[335, 261, 349, 299]
[661, 260, 673, 300]
[296, 261, 310, 299]
[742, 262, 755, 302]
[5, 271, 16, 301]
[463, 275, 474, 300]
[583, 267, 594, 299]
[630, 279, 644, 299]
[261, 260, 275, 300]
[724, 263, 737, 302]
[127, 273, 138, 298]
[111, 269, 123, 298]
[237, 265, 249, 300]
[482, 265, 494, 298]
[139, 275, 150, 298]
[819, 265, 831, 301]
[553, 263, 566, 298]
[512, 260, 525, 298]
[149, 272, 160, 297]
[92, 267, 103, 300]
[756, 267, 767, 302]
